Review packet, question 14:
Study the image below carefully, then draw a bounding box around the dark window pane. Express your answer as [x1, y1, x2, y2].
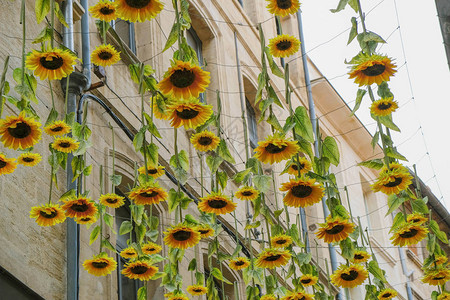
[246, 98, 258, 150]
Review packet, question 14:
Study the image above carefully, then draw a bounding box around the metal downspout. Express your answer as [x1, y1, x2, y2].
[80, 0, 91, 90]
[296, 10, 341, 299]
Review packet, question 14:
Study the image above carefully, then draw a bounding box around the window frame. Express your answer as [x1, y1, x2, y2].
[110, 19, 136, 54]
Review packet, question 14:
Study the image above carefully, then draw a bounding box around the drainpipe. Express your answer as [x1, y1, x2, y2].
[296, 10, 341, 299]
[80, 0, 91, 90]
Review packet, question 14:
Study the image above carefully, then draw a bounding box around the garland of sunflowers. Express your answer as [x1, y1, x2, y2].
[0, 0, 449, 299]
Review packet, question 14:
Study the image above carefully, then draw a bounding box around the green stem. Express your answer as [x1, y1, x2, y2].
[48, 162, 54, 204]
[20, 0, 26, 106]
[173, 0, 183, 61]
[111, 124, 116, 192]
[50, 0, 55, 48]
[344, 186, 354, 222]
[99, 165, 104, 253]
[48, 80, 55, 108]
[64, 75, 70, 115]
[139, 64, 149, 178]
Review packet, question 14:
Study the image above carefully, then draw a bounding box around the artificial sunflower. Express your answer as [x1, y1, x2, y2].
[30, 203, 66, 226]
[255, 249, 291, 269]
[62, 197, 98, 218]
[406, 213, 428, 226]
[128, 182, 168, 205]
[168, 294, 189, 300]
[26, 48, 77, 80]
[159, 60, 210, 100]
[421, 268, 450, 286]
[190, 130, 220, 152]
[390, 223, 428, 247]
[99, 193, 125, 208]
[370, 98, 398, 117]
[438, 292, 450, 300]
[352, 250, 371, 264]
[378, 289, 398, 300]
[187, 285, 207, 296]
[120, 246, 138, 259]
[299, 274, 318, 287]
[196, 224, 215, 239]
[75, 215, 97, 225]
[0, 113, 41, 150]
[316, 216, 355, 243]
[115, 0, 163, 22]
[281, 291, 314, 300]
[261, 295, 277, 300]
[164, 224, 201, 249]
[167, 98, 213, 129]
[348, 53, 397, 86]
[228, 257, 250, 271]
[268, 34, 300, 58]
[271, 234, 293, 248]
[122, 260, 158, 281]
[91, 44, 121, 67]
[0, 153, 17, 175]
[254, 134, 299, 164]
[142, 242, 162, 255]
[138, 164, 165, 179]
[198, 192, 237, 215]
[17, 153, 41, 167]
[51, 137, 79, 153]
[235, 186, 259, 201]
[89, 0, 117, 22]
[285, 157, 312, 176]
[265, 0, 300, 17]
[44, 120, 71, 136]
[330, 264, 368, 288]
[280, 177, 324, 208]
[83, 254, 117, 276]
[371, 163, 412, 195]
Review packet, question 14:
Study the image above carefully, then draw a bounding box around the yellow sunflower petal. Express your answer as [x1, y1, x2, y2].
[0, 153, 17, 175]
[26, 48, 77, 80]
[0, 113, 41, 150]
[91, 44, 121, 67]
[268, 34, 300, 58]
[265, 0, 300, 17]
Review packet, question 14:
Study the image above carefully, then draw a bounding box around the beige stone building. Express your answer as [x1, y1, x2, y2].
[0, 0, 448, 299]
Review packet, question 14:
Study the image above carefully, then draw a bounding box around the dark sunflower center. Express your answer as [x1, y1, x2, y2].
[235, 261, 245, 266]
[325, 224, 345, 235]
[277, 0, 292, 9]
[300, 278, 312, 284]
[411, 218, 421, 223]
[0, 160, 6, 168]
[381, 293, 392, 298]
[199, 229, 209, 234]
[40, 55, 64, 70]
[50, 126, 63, 132]
[140, 191, 158, 198]
[22, 157, 35, 162]
[264, 254, 282, 262]
[170, 69, 196, 88]
[39, 210, 57, 218]
[173, 230, 192, 241]
[291, 163, 305, 171]
[80, 217, 92, 222]
[147, 248, 155, 251]
[265, 143, 287, 154]
[361, 64, 386, 76]
[198, 136, 212, 146]
[354, 254, 364, 260]
[208, 199, 228, 209]
[432, 276, 446, 280]
[99, 6, 115, 15]
[126, 252, 135, 256]
[7, 122, 31, 139]
[340, 270, 359, 281]
[176, 108, 199, 120]
[399, 228, 418, 239]
[124, 0, 151, 9]
[193, 288, 203, 292]
[147, 168, 158, 174]
[130, 265, 149, 274]
[241, 191, 254, 196]
[58, 142, 72, 148]
[383, 177, 402, 188]
[106, 198, 118, 204]
[276, 40, 292, 51]
[291, 185, 313, 198]
[98, 51, 113, 60]
[377, 102, 392, 110]
[92, 261, 108, 269]
[70, 203, 89, 212]
[275, 239, 287, 244]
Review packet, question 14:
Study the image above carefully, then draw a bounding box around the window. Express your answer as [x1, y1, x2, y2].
[186, 27, 205, 103]
[237, 0, 243, 6]
[204, 264, 235, 300]
[246, 98, 258, 150]
[111, 19, 136, 54]
[0, 266, 44, 300]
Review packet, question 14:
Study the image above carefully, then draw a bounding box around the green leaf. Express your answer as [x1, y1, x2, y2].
[244, 221, 261, 230]
[296, 252, 312, 265]
[264, 47, 284, 78]
[54, 2, 68, 27]
[358, 159, 383, 170]
[362, 31, 386, 43]
[385, 147, 407, 161]
[351, 89, 366, 115]
[429, 220, 448, 243]
[296, 135, 313, 159]
[133, 126, 147, 152]
[253, 174, 271, 194]
[163, 23, 179, 52]
[339, 238, 355, 260]
[217, 139, 235, 164]
[109, 174, 122, 186]
[119, 221, 133, 235]
[427, 234, 436, 253]
[267, 111, 283, 132]
[233, 168, 251, 184]
[103, 213, 115, 231]
[59, 189, 76, 201]
[170, 150, 189, 171]
[89, 226, 101, 245]
[376, 114, 400, 132]
[206, 155, 223, 173]
[288, 224, 304, 247]
[368, 260, 387, 283]
[137, 286, 147, 300]
[386, 194, 407, 216]
[348, 17, 358, 45]
[322, 136, 340, 166]
[293, 106, 314, 143]
[377, 82, 393, 99]
[330, 0, 349, 13]
[217, 171, 228, 189]
[348, 0, 359, 12]
[390, 212, 406, 233]
[144, 113, 162, 138]
[168, 188, 181, 213]
[145, 143, 159, 166]
[35, 0, 50, 23]
[101, 239, 116, 252]
[334, 205, 350, 219]
[33, 26, 52, 44]
[371, 131, 380, 149]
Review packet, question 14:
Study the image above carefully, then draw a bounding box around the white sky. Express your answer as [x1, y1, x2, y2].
[300, 0, 450, 209]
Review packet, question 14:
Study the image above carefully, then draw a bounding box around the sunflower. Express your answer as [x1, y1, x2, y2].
[198, 192, 237, 215]
[299, 274, 318, 287]
[280, 177, 325, 208]
[378, 289, 398, 300]
[331, 264, 368, 288]
[0, 153, 17, 175]
[190, 130, 220, 152]
[91, 44, 120, 67]
[228, 257, 250, 271]
[351, 250, 371, 264]
[89, 0, 117, 22]
[438, 292, 450, 300]
[51, 137, 80, 153]
[120, 246, 138, 259]
[61, 197, 98, 218]
[142, 242, 162, 255]
[26, 48, 77, 80]
[370, 98, 398, 117]
[30, 203, 66, 226]
[255, 249, 291, 269]
[281, 291, 314, 300]
[167, 98, 213, 129]
[234, 186, 259, 201]
[433, 255, 448, 266]
[122, 260, 158, 281]
[254, 134, 299, 165]
[83, 254, 117, 276]
[17, 153, 41, 167]
[261, 295, 277, 300]
[421, 268, 450, 286]
[128, 182, 168, 205]
[268, 34, 300, 58]
[348, 54, 397, 87]
[115, 0, 163, 22]
[371, 163, 412, 195]
[265, 0, 300, 17]
[286, 157, 312, 176]
[0, 113, 41, 150]
[44, 120, 71, 136]
[390, 223, 428, 247]
[138, 164, 165, 179]
[316, 216, 355, 243]
[187, 285, 207, 296]
[164, 224, 201, 249]
[75, 215, 97, 225]
[99, 193, 125, 208]
[271, 234, 293, 248]
[406, 213, 428, 226]
[196, 224, 215, 239]
[168, 294, 189, 300]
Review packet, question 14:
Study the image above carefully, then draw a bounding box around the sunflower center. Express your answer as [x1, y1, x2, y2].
[0, 160, 6, 168]
[325, 224, 345, 235]
[291, 185, 313, 198]
[98, 51, 113, 60]
[51, 126, 63, 132]
[147, 248, 155, 251]
[383, 177, 402, 188]
[235, 261, 245, 266]
[147, 168, 158, 174]
[58, 142, 72, 148]
[173, 230, 192, 241]
[264, 254, 282, 262]
[92, 261, 108, 269]
[199, 229, 209, 234]
[80, 217, 91, 222]
[99, 6, 115, 15]
[40, 55, 64, 70]
[198, 136, 212, 146]
[130, 265, 149, 274]
[378, 102, 392, 110]
[300, 278, 312, 284]
[22, 157, 35, 162]
[193, 288, 203, 292]
[124, 0, 151, 9]
[7, 122, 31, 139]
[70, 203, 89, 212]
[361, 64, 386, 76]
[432, 276, 446, 280]
[39, 210, 57, 218]
[340, 270, 359, 281]
[399, 228, 418, 238]
[276, 0, 292, 9]
[291, 163, 304, 171]
[265, 143, 287, 154]
[275, 239, 287, 244]
[276, 40, 292, 51]
[106, 198, 118, 204]
[382, 293, 392, 298]
[208, 199, 228, 209]
[170, 69, 196, 88]
[242, 191, 254, 196]
[140, 191, 158, 198]
[177, 108, 200, 120]
[126, 252, 135, 256]
[354, 254, 364, 260]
